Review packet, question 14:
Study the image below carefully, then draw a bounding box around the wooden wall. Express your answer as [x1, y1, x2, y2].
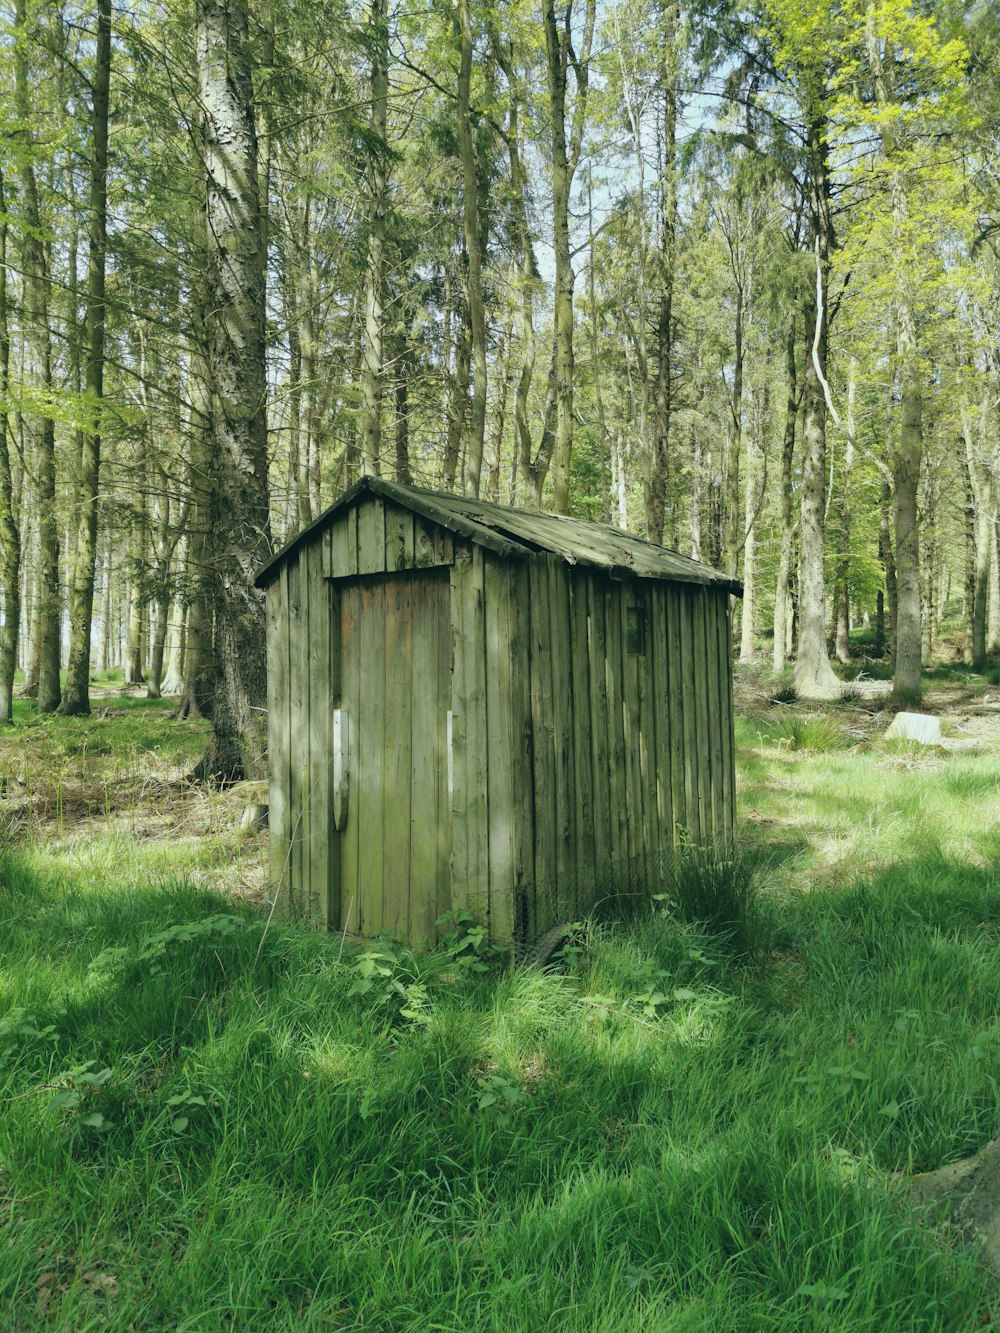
[487, 555, 736, 947]
[445, 548, 736, 949]
[265, 497, 737, 951]
[265, 536, 335, 928]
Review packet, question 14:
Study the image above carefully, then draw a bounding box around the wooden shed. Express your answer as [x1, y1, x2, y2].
[255, 477, 742, 950]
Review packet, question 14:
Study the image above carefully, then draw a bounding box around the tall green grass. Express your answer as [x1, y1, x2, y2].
[1, 847, 997, 1329]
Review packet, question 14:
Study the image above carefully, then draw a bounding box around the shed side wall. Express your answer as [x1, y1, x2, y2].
[512, 563, 735, 940]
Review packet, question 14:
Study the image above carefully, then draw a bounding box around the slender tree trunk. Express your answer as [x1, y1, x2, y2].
[62, 0, 111, 715]
[485, 318, 513, 503]
[161, 535, 187, 696]
[394, 341, 412, 485]
[891, 371, 923, 701]
[359, 0, 388, 477]
[647, 0, 678, 544]
[879, 475, 897, 658]
[739, 398, 761, 664]
[724, 291, 744, 574]
[772, 317, 797, 675]
[0, 166, 19, 724]
[795, 140, 840, 700]
[834, 358, 856, 666]
[541, 0, 594, 513]
[990, 527, 1000, 656]
[196, 0, 271, 778]
[962, 449, 976, 665]
[457, 0, 487, 497]
[15, 0, 60, 713]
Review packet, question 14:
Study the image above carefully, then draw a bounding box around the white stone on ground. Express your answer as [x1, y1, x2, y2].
[885, 712, 941, 745]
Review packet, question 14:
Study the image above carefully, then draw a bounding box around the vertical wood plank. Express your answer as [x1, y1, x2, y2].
[722, 594, 737, 839]
[485, 559, 516, 947]
[338, 586, 361, 935]
[548, 559, 577, 921]
[682, 589, 704, 842]
[584, 574, 613, 898]
[382, 575, 412, 934]
[266, 573, 291, 911]
[384, 503, 407, 573]
[356, 580, 386, 932]
[450, 543, 489, 928]
[414, 515, 437, 568]
[705, 594, 725, 841]
[698, 594, 714, 842]
[306, 541, 332, 928]
[528, 559, 556, 934]
[509, 563, 534, 949]
[436, 572, 454, 930]
[603, 578, 629, 889]
[649, 585, 672, 878]
[326, 579, 341, 929]
[287, 555, 306, 913]
[402, 510, 416, 567]
[617, 584, 645, 894]
[568, 572, 594, 918]
[345, 506, 359, 576]
[408, 572, 446, 943]
[357, 497, 386, 574]
[665, 585, 687, 849]
[328, 515, 348, 578]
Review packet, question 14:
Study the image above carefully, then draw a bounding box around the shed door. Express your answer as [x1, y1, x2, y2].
[337, 570, 452, 941]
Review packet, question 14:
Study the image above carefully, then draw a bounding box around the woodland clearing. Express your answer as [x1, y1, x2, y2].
[2, 665, 1000, 1327]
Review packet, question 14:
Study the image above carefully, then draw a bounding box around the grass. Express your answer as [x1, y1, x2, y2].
[2, 693, 1000, 1327]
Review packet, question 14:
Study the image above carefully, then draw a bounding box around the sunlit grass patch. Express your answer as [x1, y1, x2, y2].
[1, 845, 998, 1327]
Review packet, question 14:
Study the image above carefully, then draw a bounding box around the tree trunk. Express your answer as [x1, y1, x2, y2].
[889, 300, 923, 698]
[739, 383, 762, 664]
[772, 317, 797, 675]
[833, 358, 856, 666]
[443, 272, 471, 492]
[458, 0, 487, 498]
[541, 0, 594, 513]
[15, 0, 60, 714]
[647, 4, 677, 544]
[359, 0, 388, 477]
[62, 0, 111, 715]
[0, 165, 19, 724]
[195, 0, 271, 779]
[795, 147, 840, 701]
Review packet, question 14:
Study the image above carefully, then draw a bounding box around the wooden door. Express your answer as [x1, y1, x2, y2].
[336, 570, 452, 941]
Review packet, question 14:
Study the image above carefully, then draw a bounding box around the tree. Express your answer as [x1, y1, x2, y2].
[195, 0, 271, 779]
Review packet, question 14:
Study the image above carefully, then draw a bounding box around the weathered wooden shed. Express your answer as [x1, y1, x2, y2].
[255, 476, 741, 950]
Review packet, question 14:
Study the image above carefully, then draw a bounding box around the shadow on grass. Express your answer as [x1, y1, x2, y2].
[1, 846, 999, 1329]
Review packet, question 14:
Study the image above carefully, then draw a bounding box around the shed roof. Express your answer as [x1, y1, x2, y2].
[255, 475, 743, 593]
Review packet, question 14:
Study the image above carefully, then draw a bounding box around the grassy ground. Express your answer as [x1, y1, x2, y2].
[2, 686, 1000, 1328]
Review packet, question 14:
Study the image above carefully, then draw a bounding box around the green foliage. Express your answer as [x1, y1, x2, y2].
[656, 843, 767, 956]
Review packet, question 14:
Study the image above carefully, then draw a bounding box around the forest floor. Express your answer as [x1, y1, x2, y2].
[2, 663, 1000, 1328]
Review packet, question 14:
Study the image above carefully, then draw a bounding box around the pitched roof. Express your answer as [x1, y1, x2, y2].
[255, 476, 743, 593]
